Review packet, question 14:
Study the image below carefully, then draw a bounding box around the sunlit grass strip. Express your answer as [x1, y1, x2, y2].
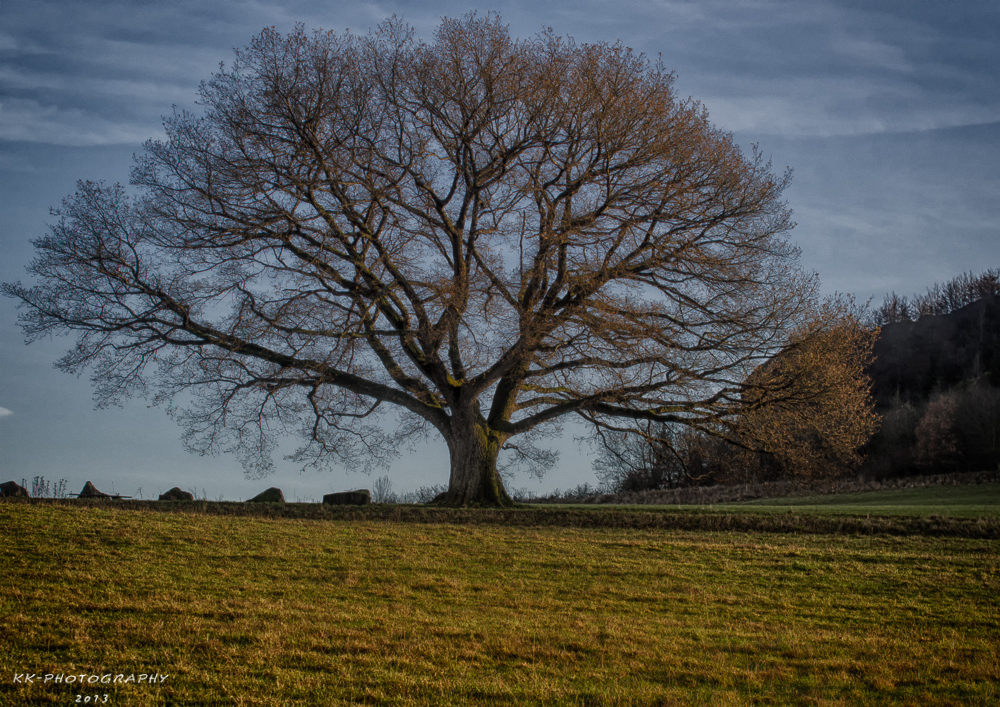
[716, 483, 1000, 517]
[2, 504, 998, 706]
[7, 497, 1000, 538]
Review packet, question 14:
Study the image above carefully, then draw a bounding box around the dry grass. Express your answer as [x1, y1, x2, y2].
[5, 494, 1000, 538]
[2, 503, 998, 705]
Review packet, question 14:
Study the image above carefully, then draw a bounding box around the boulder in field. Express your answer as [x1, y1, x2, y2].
[323, 489, 371, 506]
[78, 481, 110, 498]
[247, 487, 285, 503]
[1, 481, 29, 498]
[158, 487, 195, 501]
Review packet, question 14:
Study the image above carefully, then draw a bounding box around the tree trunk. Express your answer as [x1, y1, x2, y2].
[439, 416, 514, 507]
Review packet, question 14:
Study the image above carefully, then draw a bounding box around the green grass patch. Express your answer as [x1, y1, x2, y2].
[715, 483, 1000, 517]
[2, 503, 998, 706]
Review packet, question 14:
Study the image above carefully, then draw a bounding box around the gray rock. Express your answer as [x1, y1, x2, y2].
[78, 481, 110, 498]
[247, 487, 285, 503]
[323, 489, 371, 506]
[158, 487, 195, 501]
[1, 481, 29, 498]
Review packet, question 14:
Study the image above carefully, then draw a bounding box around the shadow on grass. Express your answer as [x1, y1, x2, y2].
[3, 496, 999, 538]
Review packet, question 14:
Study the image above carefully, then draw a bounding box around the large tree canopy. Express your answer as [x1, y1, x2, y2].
[5, 15, 821, 505]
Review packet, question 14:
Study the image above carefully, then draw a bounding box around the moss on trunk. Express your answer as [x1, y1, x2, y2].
[439, 418, 514, 507]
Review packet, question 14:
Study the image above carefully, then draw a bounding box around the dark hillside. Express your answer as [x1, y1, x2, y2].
[869, 295, 1000, 407]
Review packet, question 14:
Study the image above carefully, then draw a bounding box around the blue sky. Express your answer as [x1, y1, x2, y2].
[2, 0, 998, 500]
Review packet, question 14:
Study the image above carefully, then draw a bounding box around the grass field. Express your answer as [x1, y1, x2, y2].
[519, 482, 1000, 531]
[3, 501, 998, 706]
[712, 483, 1000, 517]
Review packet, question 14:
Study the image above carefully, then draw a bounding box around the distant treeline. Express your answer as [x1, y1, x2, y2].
[870, 269, 1000, 325]
[862, 268, 1000, 479]
[593, 268, 1000, 495]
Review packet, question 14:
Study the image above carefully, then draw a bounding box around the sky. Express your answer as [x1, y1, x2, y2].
[1, 0, 998, 501]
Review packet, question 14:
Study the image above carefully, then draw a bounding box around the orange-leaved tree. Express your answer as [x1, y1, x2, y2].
[737, 298, 880, 479]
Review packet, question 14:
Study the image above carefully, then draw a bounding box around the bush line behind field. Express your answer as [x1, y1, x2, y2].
[3, 496, 999, 538]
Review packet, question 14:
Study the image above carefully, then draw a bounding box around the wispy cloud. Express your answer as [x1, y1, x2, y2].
[0, 98, 162, 146]
[630, 0, 999, 138]
[0, 32, 53, 55]
[0, 1, 399, 148]
[0, 66, 197, 106]
[701, 78, 1000, 137]
[831, 36, 915, 73]
[0, 406, 13, 417]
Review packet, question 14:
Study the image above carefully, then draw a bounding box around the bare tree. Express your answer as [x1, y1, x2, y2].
[952, 384, 1000, 470]
[593, 422, 729, 492]
[870, 291, 913, 326]
[914, 393, 961, 471]
[5, 15, 819, 506]
[372, 475, 397, 504]
[912, 269, 1000, 318]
